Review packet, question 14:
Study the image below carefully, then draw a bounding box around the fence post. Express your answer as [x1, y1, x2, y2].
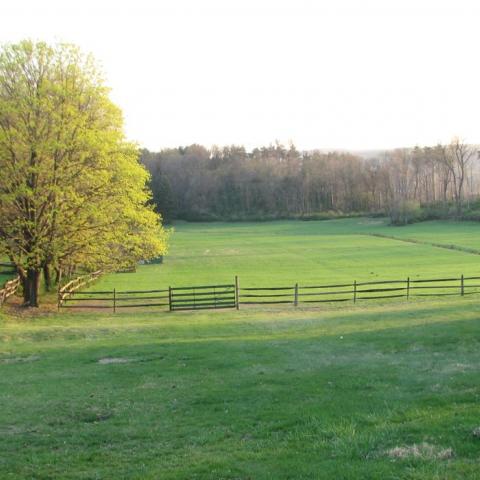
[294, 283, 299, 307]
[353, 280, 357, 303]
[57, 289, 61, 311]
[235, 276, 239, 310]
[168, 286, 172, 312]
[113, 288, 116, 313]
[406, 277, 410, 301]
[461, 274, 464, 297]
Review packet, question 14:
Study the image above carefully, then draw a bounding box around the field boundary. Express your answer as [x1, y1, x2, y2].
[58, 273, 480, 312]
[366, 233, 480, 256]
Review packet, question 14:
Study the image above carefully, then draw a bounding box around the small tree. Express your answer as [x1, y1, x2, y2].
[0, 40, 168, 306]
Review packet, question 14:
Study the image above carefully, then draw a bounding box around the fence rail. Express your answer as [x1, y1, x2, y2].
[58, 270, 103, 308]
[240, 275, 476, 305]
[59, 286, 170, 311]
[57, 273, 480, 312]
[170, 284, 236, 311]
[0, 276, 21, 306]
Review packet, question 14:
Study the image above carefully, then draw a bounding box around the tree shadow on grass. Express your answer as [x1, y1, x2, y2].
[1, 313, 480, 479]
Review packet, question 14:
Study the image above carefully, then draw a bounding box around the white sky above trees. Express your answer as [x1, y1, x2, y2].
[2, 0, 480, 151]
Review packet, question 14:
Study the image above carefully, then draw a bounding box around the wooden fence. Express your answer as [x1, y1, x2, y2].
[58, 270, 103, 308]
[58, 274, 480, 313]
[239, 275, 480, 305]
[59, 288, 170, 311]
[170, 284, 236, 311]
[0, 276, 21, 306]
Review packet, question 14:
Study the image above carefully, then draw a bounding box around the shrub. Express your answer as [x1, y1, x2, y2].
[389, 200, 423, 225]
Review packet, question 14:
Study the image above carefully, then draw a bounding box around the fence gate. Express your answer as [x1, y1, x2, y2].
[169, 283, 237, 311]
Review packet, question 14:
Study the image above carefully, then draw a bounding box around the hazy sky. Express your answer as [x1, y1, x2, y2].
[2, 0, 480, 151]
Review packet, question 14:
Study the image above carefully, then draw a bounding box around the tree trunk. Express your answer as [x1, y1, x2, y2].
[23, 268, 41, 307]
[43, 264, 52, 292]
[55, 267, 62, 286]
[456, 177, 464, 217]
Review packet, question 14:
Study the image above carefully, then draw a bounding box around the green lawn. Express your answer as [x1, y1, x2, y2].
[92, 218, 480, 292]
[2, 218, 480, 478]
[1, 299, 480, 478]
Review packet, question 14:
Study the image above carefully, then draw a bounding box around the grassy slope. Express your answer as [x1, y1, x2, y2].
[2, 219, 480, 478]
[92, 218, 480, 292]
[1, 299, 480, 479]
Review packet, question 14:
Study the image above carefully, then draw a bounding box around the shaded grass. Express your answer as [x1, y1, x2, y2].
[1, 297, 480, 478]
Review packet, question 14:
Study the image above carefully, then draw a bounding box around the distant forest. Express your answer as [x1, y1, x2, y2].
[141, 139, 480, 225]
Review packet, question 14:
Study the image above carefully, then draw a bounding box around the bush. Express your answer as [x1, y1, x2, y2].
[389, 200, 423, 225]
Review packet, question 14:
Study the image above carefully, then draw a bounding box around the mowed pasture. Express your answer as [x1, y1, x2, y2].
[2, 218, 480, 479]
[1, 299, 480, 478]
[92, 218, 480, 292]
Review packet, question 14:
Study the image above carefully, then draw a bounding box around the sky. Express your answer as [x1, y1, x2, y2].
[2, 0, 480, 151]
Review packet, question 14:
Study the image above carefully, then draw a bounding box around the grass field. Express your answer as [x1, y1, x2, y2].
[92, 218, 480, 292]
[367, 219, 480, 251]
[1, 299, 480, 478]
[2, 218, 480, 479]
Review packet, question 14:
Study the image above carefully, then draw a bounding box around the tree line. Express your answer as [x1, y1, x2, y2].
[142, 139, 479, 224]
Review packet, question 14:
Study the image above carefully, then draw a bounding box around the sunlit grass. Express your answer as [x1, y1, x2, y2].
[91, 218, 480, 293]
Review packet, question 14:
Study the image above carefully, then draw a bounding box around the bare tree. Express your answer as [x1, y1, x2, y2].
[443, 138, 476, 215]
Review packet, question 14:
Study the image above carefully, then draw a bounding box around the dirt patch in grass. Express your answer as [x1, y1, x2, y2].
[357, 219, 384, 225]
[442, 362, 474, 374]
[0, 355, 40, 364]
[386, 442, 454, 460]
[74, 407, 114, 424]
[0, 425, 36, 435]
[98, 357, 131, 364]
[2, 296, 59, 317]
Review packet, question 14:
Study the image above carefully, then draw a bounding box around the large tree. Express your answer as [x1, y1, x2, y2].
[0, 40, 168, 306]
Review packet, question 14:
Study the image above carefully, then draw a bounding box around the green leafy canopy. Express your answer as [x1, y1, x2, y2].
[0, 40, 169, 304]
